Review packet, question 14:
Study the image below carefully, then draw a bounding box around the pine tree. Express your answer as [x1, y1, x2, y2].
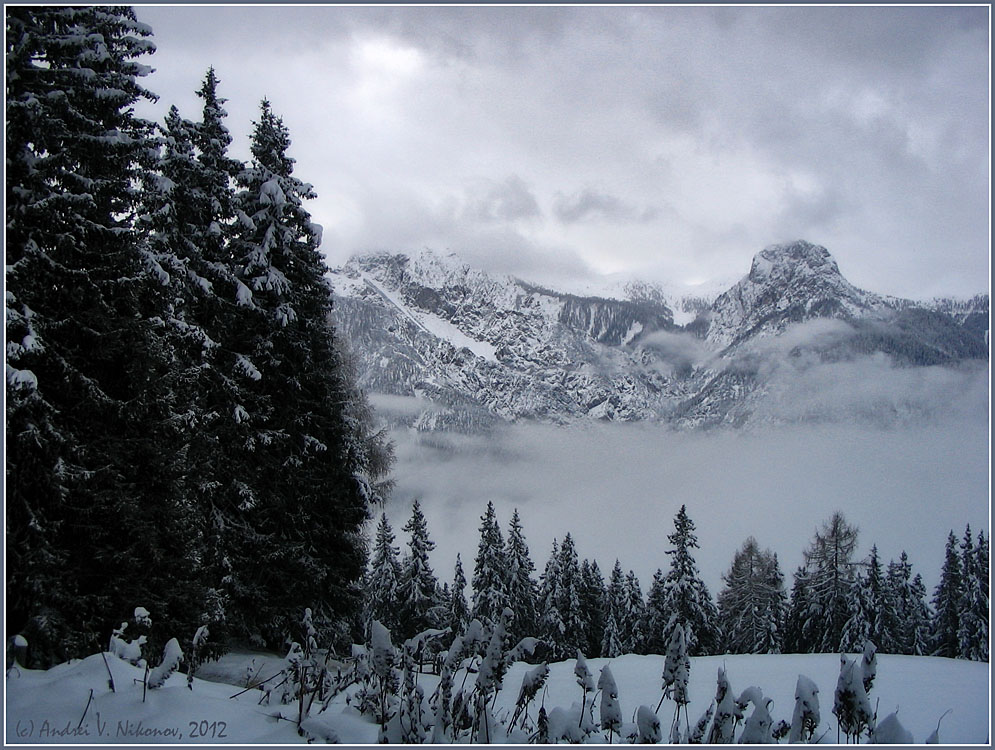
[504, 509, 538, 643]
[553, 534, 587, 661]
[884, 552, 932, 656]
[448, 554, 470, 637]
[366, 514, 402, 635]
[223, 99, 371, 647]
[717, 537, 787, 654]
[641, 569, 670, 655]
[623, 570, 646, 654]
[659, 506, 719, 656]
[538, 540, 566, 658]
[957, 528, 988, 662]
[579, 560, 606, 658]
[397, 500, 441, 639]
[471, 502, 508, 627]
[5, 6, 207, 663]
[930, 531, 963, 658]
[783, 566, 815, 654]
[605, 561, 628, 649]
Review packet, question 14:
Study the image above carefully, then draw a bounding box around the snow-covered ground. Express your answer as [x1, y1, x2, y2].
[5, 648, 989, 744]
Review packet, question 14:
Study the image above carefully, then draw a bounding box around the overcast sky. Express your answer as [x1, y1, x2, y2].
[133, 5, 990, 300]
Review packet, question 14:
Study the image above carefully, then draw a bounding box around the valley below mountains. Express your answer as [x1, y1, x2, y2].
[328, 240, 988, 433]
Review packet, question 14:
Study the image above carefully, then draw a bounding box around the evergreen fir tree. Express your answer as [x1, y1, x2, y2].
[623, 570, 646, 654]
[659, 505, 719, 656]
[641, 569, 670, 655]
[504, 509, 538, 643]
[605, 561, 628, 650]
[600, 608, 624, 659]
[448, 554, 470, 637]
[957, 528, 988, 662]
[716, 537, 787, 654]
[366, 513, 402, 636]
[397, 500, 441, 639]
[862, 545, 897, 653]
[930, 531, 963, 658]
[579, 560, 606, 658]
[225, 99, 371, 647]
[908, 572, 932, 656]
[5, 6, 206, 663]
[538, 540, 566, 657]
[471, 501, 508, 627]
[783, 566, 815, 654]
[553, 533, 586, 661]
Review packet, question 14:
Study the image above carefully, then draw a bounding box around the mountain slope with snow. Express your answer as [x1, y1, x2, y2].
[329, 242, 988, 432]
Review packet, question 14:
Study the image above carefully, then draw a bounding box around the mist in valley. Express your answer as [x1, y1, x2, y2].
[371, 358, 989, 597]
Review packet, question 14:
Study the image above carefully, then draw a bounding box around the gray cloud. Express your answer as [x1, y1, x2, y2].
[133, 6, 988, 300]
[553, 187, 656, 225]
[463, 175, 541, 224]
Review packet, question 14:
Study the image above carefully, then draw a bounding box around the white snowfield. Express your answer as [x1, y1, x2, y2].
[4, 649, 989, 744]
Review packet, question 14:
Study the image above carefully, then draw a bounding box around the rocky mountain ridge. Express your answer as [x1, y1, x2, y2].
[328, 242, 988, 431]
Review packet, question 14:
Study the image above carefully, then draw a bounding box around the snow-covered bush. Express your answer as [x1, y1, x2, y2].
[706, 666, 737, 743]
[833, 652, 875, 742]
[597, 664, 622, 742]
[146, 638, 184, 689]
[186, 625, 209, 690]
[635, 704, 662, 743]
[788, 674, 821, 742]
[870, 711, 914, 743]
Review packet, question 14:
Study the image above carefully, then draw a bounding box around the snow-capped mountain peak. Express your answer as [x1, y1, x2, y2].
[705, 240, 888, 349]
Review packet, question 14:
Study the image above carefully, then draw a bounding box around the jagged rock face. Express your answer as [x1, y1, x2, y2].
[329, 250, 682, 427]
[329, 243, 988, 432]
[705, 240, 889, 350]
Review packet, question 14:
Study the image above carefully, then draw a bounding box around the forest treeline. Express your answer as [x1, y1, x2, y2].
[367, 501, 989, 663]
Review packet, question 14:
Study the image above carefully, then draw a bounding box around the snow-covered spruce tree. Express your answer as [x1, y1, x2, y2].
[225, 100, 370, 647]
[716, 537, 787, 654]
[605, 561, 627, 642]
[623, 569, 647, 654]
[396, 499, 442, 640]
[504, 509, 538, 645]
[642, 569, 670, 655]
[579, 559, 607, 658]
[5, 6, 211, 663]
[843, 544, 898, 653]
[552, 533, 588, 661]
[958, 529, 989, 662]
[885, 551, 932, 655]
[365, 513, 402, 636]
[601, 608, 624, 659]
[658, 505, 719, 656]
[538, 540, 566, 658]
[448, 554, 471, 638]
[786, 511, 860, 653]
[930, 531, 963, 658]
[471, 501, 508, 628]
[955, 526, 989, 662]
